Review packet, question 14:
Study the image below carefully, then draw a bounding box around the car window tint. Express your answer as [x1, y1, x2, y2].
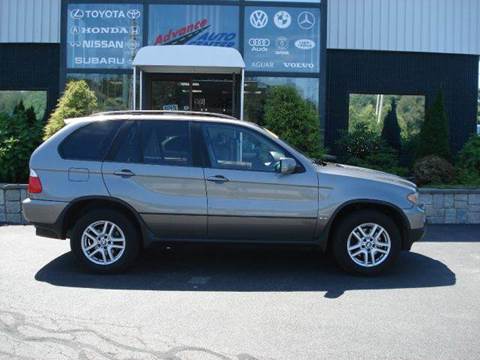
[111, 122, 142, 163]
[59, 120, 121, 161]
[202, 124, 286, 172]
[141, 121, 192, 166]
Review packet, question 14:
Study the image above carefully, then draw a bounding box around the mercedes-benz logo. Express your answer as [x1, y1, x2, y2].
[70, 9, 84, 19]
[274, 11, 291, 29]
[250, 10, 268, 29]
[127, 9, 141, 20]
[297, 11, 315, 30]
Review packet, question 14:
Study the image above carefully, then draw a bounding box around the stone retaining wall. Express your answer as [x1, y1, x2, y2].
[419, 188, 480, 224]
[1, 184, 480, 225]
[0, 184, 28, 224]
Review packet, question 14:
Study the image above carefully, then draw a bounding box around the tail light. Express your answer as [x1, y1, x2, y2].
[28, 169, 43, 194]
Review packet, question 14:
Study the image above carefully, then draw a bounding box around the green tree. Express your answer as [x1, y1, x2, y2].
[0, 102, 43, 182]
[416, 91, 451, 160]
[381, 98, 402, 152]
[43, 80, 97, 140]
[263, 85, 322, 159]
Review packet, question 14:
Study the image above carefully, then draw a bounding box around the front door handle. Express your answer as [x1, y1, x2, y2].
[207, 175, 229, 183]
[113, 169, 135, 178]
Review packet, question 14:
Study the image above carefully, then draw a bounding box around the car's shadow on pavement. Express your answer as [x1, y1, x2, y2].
[35, 244, 456, 298]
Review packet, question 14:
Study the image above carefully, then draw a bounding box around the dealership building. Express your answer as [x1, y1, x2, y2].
[0, 0, 479, 152]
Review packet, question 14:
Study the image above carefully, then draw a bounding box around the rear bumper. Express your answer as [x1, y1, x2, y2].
[22, 198, 68, 239]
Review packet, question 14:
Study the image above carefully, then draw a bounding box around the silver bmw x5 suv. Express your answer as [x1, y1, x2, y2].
[22, 111, 425, 275]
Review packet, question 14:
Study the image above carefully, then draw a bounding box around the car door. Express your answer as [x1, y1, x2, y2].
[102, 120, 207, 240]
[200, 122, 318, 242]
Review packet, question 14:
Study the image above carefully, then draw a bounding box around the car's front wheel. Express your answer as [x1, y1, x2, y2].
[332, 210, 401, 275]
[70, 209, 140, 273]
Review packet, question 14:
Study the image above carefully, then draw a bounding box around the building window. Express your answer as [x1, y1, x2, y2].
[0, 91, 47, 120]
[244, 7, 320, 72]
[348, 94, 425, 141]
[148, 5, 239, 48]
[244, 76, 320, 127]
[66, 3, 143, 69]
[66, 74, 132, 111]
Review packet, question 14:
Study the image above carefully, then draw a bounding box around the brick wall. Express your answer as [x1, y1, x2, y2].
[0, 184, 28, 224]
[419, 189, 480, 224]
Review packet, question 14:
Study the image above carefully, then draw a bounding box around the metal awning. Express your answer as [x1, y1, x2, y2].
[133, 45, 245, 74]
[132, 45, 246, 119]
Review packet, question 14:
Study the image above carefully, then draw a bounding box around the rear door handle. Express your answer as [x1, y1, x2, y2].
[113, 169, 135, 178]
[207, 175, 229, 183]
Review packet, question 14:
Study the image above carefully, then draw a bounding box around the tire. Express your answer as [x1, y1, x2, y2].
[331, 210, 401, 275]
[70, 209, 140, 274]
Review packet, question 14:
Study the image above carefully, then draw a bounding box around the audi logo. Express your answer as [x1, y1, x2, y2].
[249, 38, 271, 47]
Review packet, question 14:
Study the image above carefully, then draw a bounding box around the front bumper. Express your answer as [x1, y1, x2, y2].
[403, 205, 426, 250]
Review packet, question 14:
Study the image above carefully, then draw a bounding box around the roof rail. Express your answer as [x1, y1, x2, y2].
[92, 110, 238, 120]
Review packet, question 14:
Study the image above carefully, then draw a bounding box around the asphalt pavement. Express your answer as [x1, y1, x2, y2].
[0, 224, 479, 360]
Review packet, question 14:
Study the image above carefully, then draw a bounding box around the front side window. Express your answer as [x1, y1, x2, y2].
[141, 121, 192, 167]
[203, 124, 287, 172]
[59, 120, 121, 161]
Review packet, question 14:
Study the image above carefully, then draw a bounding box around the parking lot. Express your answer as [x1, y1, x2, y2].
[0, 224, 479, 360]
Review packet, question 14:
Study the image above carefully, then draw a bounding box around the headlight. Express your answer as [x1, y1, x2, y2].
[407, 192, 418, 205]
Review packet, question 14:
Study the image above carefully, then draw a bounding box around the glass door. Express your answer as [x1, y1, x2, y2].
[150, 77, 191, 111]
[147, 74, 238, 117]
[191, 78, 234, 115]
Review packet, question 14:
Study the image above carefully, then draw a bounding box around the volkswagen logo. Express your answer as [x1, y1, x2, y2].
[297, 11, 315, 30]
[70, 9, 84, 19]
[127, 9, 141, 20]
[250, 10, 268, 29]
[274, 11, 291, 29]
[248, 38, 270, 47]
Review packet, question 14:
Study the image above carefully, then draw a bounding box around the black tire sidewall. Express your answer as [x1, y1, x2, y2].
[70, 209, 140, 274]
[332, 210, 401, 275]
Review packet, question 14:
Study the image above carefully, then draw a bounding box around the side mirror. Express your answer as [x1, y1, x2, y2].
[279, 157, 297, 175]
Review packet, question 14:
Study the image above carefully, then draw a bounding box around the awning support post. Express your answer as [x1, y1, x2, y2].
[240, 68, 245, 120]
[139, 70, 143, 110]
[132, 66, 137, 110]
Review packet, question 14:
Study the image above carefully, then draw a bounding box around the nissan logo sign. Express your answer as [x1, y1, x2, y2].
[294, 39, 316, 50]
[249, 38, 270, 47]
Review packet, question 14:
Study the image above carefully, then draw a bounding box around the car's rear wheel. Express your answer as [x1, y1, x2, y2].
[332, 210, 401, 275]
[70, 209, 140, 273]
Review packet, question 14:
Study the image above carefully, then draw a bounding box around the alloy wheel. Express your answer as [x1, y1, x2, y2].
[347, 223, 391, 268]
[81, 220, 126, 265]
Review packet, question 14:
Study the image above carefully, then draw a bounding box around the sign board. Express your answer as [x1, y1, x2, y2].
[67, 4, 143, 69]
[149, 5, 239, 48]
[244, 7, 320, 73]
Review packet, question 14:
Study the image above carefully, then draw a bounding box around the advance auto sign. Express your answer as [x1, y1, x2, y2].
[149, 5, 239, 48]
[67, 4, 143, 69]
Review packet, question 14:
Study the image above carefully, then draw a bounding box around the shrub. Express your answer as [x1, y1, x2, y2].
[263, 85, 323, 159]
[416, 91, 451, 160]
[454, 135, 480, 186]
[43, 80, 97, 140]
[381, 98, 401, 152]
[457, 135, 480, 173]
[336, 122, 383, 161]
[0, 102, 43, 183]
[413, 155, 455, 186]
[336, 122, 407, 175]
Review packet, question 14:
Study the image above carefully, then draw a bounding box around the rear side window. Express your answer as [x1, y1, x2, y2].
[141, 121, 192, 166]
[59, 121, 121, 161]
